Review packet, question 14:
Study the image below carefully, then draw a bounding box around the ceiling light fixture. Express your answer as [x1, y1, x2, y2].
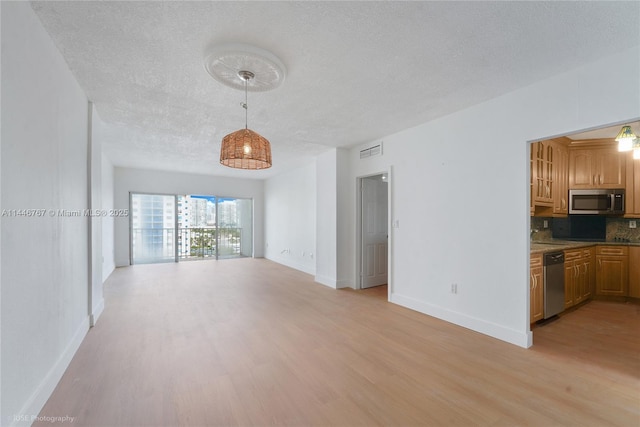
[615, 125, 638, 152]
[204, 43, 286, 170]
[219, 71, 272, 170]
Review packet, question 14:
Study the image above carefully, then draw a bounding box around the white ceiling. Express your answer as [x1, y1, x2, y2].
[30, 1, 640, 179]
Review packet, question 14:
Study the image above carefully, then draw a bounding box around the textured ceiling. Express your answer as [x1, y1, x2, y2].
[568, 121, 640, 141]
[30, 1, 640, 179]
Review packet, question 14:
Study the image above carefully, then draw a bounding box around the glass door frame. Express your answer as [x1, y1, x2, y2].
[130, 192, 254, 264]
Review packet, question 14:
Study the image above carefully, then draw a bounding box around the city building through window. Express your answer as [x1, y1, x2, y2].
[130, 193, 252, 264]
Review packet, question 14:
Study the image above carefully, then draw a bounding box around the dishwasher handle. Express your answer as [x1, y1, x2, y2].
[544, 252, 565, 266]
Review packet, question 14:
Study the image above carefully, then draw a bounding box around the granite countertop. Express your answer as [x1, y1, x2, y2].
[530, 240, 640, 254]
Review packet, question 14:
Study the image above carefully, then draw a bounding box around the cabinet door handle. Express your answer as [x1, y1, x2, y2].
[592, 175, 596, 185]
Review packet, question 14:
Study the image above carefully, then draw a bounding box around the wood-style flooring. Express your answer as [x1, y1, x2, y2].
[36, 258, 639, 426]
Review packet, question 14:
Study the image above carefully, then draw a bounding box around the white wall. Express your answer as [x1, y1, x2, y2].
[264, 161, 317, 275]
[1, 3, 91, 425]
[345, 45, 640, 348]
[315, 150, 337, 286]
[313, 148, 351, 287]
[113, 167, 265, 266]
[89, 103, 104, 326]
[101, 154, 115, 282]
[336, 148, 351, 288]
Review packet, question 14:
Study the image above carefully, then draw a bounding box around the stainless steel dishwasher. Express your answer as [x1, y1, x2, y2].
[543, 252, 565, 319]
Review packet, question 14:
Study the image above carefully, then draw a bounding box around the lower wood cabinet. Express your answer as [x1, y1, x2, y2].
[596, 246, 629, 296]
[564, 248, 594, 309]
[532, 245, 637, 323]
[530, 254, 544, 323]
[629, 246, 640, 298]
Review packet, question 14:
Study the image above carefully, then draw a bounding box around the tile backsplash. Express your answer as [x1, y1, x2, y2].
[606, 218, 640, 242]
[531, 217, 640, 242]
[530, 217, 552, 241]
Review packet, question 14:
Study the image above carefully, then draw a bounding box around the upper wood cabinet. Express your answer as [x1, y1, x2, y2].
[569, 146, 626, 189]
[532, 141, 555, 206]
[553, 143, 569, 216]
[531, 138, 569, 217]
[625, 153, 640, 218]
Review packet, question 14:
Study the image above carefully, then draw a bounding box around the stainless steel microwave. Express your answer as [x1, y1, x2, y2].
[569, 189, 625, 215]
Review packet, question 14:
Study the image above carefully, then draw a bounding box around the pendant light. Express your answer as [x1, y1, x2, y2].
[220, 71, 272, 170]
[615, 125, 637, 152]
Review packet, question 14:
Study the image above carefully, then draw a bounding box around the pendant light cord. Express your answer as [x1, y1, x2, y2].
[244, 77, 248, 130]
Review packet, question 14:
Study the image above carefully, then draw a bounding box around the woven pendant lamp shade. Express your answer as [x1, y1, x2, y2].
[220, 128, 272, 170]
[204, 45, 285, 171]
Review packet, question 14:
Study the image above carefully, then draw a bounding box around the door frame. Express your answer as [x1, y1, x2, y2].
[356, 168, 393, 300]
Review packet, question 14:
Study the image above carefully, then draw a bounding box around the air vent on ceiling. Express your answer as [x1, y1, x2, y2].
[360, 142, 383, 159]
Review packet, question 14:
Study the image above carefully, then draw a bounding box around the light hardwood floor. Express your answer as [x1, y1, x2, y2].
[36, 258, 639, 426]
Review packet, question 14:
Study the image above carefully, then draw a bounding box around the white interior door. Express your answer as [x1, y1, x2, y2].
[361, 176, 388, 288]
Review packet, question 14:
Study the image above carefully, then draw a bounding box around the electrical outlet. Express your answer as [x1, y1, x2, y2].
[543, 220, 548, 229]
[451, 283, 458, 294]
[630, 220, 637, 229]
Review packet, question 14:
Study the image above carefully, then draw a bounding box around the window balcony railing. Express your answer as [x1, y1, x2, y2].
[131, 227, 243, 263]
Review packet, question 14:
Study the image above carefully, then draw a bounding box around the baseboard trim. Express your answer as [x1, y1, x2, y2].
[90, 297, 105, 327]
[390, 292, 531, 349]
[314, 274, 337, 289]
[336, 279, 352, 289]
[10, 317, 90, 427]
[265, 255, 315, 276]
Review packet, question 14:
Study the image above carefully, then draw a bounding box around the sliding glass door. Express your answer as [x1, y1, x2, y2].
[177, 195, 217, 260]
[130, 193, 176, 264]
[217, 197, 253, 258]
[131, 192, 252, 264]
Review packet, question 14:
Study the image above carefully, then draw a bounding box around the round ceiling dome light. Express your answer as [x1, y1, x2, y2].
[203, 43, 286, 92]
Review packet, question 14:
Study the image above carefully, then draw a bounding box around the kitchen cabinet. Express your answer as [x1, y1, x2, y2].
[629, 246, 640, 298]
[564, 248, 593, 308]
[569, 147, 625, 189]
[530, 254, 544, 323]
[595, 246, 628, 296]
[625, 154, 640, 218]
[532, 141, 555, 206]
[564, 251, 576, 308]
[553, 142, 569, 216]
[531, 138, 569, 216]
[576, 247, 594, 303]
